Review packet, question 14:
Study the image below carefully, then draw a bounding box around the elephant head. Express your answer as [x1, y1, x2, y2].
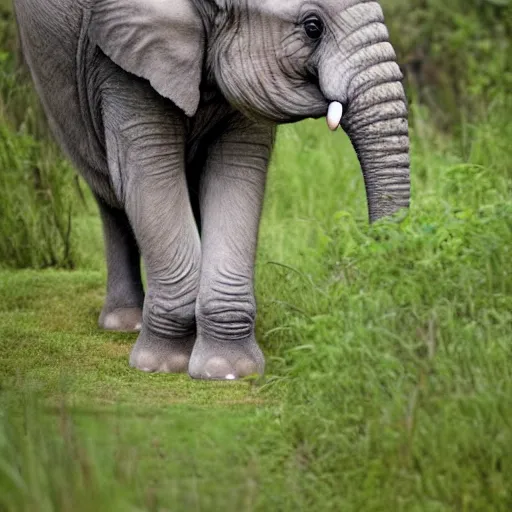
[90, 0, 410, 222]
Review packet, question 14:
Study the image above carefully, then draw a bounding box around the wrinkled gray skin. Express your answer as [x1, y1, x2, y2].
[14, 0, 410, 380]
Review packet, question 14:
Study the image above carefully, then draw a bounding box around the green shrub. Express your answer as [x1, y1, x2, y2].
[383, 0, 512, 124]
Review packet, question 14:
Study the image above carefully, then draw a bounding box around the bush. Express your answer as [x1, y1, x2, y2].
[383, 0, 512, 125]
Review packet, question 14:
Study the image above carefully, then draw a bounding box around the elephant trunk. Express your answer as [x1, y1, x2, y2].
[321, 13, 411, 223]
[341, 59, 410, 222]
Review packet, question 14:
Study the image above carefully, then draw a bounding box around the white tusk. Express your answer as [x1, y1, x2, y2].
[327, 102, 343, 131]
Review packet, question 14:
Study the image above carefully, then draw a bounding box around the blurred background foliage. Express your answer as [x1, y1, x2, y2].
[384, 0, 512, 127]
[0, 0, 511, 268]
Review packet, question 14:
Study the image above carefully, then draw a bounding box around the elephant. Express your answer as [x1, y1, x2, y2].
[13, 0, 411, 380]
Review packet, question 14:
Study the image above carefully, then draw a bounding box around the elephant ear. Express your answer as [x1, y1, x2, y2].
[89, 0, 204, 117]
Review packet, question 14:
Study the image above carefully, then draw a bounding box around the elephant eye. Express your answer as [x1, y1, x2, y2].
[303, 16, 324, 41]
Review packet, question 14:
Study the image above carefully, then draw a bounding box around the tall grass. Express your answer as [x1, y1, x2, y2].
[0, 124, 79, 268]
[258, 105, 512, 509]
[0, 4, 80, 269]
[0, 397, 136, 511]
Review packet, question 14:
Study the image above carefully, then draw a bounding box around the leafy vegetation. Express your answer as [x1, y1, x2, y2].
[383, 0, 512, 124]
[0, 0, 511, 510]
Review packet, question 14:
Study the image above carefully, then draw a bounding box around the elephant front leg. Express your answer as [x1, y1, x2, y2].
[126, 152, 201, 373]
[102, 82, 201, 373]
[189, 120, 275, 380]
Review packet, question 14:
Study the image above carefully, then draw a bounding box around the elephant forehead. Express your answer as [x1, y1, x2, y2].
[243, 0, 382, 22]
[241, 0, 300, 21]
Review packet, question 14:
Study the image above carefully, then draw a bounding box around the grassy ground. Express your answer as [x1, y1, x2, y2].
[1, 94, 512, 509]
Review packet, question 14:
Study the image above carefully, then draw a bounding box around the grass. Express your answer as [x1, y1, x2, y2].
[1, 91, 512, 509]
[0, 0, 81, 269]
[0, 125, 79, 269]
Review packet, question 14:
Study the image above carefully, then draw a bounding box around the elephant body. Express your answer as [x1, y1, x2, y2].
[15, 0, 234, 206]
[14, 0, 411, 379]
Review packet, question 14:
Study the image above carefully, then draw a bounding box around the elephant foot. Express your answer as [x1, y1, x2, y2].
[129, 327, 195, 373]
[188, 335, 265, 380]
[99, 307, 143, 333]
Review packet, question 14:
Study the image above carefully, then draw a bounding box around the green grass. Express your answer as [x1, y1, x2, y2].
[1, 95, 512, 509]
[0, 0, 83, 269]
